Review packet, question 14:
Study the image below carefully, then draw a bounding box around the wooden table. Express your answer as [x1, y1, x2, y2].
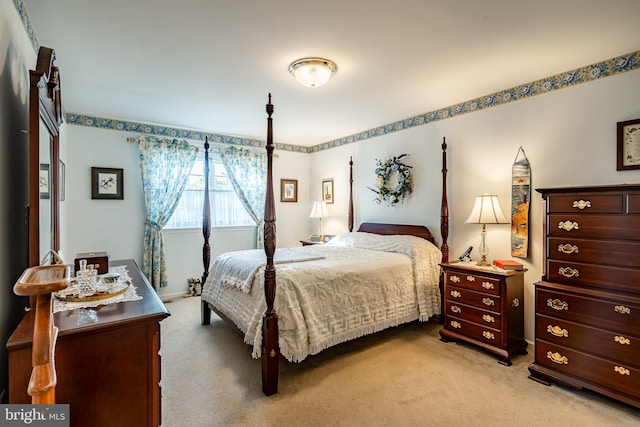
[7, 259, 170, 427]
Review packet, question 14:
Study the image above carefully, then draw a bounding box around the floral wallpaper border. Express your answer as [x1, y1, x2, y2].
[14, 0, 639, 154]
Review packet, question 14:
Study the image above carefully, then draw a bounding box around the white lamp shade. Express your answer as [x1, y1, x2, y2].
[309, 201, 328, 219]
[465, 194, 509, 224]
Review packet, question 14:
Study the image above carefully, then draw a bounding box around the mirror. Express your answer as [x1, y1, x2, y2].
[28, 46, 62, 267]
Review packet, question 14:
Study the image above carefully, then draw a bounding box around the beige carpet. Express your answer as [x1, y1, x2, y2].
[160, 296, 640, 427]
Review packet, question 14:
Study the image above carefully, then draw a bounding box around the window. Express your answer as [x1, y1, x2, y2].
[164, 155, 255, 229]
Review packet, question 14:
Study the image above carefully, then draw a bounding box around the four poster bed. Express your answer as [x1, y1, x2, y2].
[200, 95, 450, 395]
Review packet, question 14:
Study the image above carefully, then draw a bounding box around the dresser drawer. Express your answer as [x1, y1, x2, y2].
[548, 214, 640, 241]
[546, 260, 640, 295]
[536, 287, 640, 336]
[548, 237, 640, 269]
[547, 193, 624, 214]
[447, 317, 502, 345]
[445, 271, 501, 295]
[536, 314, 639, 367]
[446, 300, 501, 328]
[447, 285, 500, 311]
[535, 340, 640, 399]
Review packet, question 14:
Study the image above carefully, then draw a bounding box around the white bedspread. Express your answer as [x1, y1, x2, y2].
[201, 232, 442, 362]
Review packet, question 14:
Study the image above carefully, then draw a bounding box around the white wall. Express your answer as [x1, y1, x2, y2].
[311, 69, 640, 343]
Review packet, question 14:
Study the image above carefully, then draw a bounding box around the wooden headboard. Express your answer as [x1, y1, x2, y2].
[357, 222, 436, 245]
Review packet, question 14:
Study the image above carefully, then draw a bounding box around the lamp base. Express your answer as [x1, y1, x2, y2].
[476, 255, 491, 266]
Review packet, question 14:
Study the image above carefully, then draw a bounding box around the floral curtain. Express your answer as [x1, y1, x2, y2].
[139, 135, 198, 288]
[219, 146, 267, 248]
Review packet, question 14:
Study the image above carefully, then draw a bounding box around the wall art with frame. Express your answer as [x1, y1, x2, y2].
[39, 163, 50, 199]
[617, 118, 640, 170]
[91, 167, 123, 200]
[280, 179, 298, 202]
[322, 179, 334, 204]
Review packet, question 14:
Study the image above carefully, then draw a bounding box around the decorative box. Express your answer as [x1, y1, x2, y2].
[74, 252, 109, 274]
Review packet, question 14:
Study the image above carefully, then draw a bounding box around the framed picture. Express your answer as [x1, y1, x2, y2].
[280, 179, 298, 202]
[322, 179, 334, 204]
[59, 160, 65, 201]
[39, 163, 50, 199]
[617, 118, 640, 170]
[91, 167, 123, 200]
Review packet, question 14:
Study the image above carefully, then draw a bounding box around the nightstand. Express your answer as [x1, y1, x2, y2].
[439, 262, 528, 365]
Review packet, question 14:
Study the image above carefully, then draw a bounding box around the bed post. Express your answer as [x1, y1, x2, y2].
[348, 156, 354, 232]
[201, 137, 212, 325]
[262, 94, 279, 395]
[440, 137, 449, 263]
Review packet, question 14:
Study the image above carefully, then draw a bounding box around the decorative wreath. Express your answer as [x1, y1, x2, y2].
[368, 154, 413, 206]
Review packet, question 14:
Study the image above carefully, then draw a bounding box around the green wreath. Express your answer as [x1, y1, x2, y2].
[368, 154, 413, 206]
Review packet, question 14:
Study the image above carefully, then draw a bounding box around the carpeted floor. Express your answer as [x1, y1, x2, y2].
[160, 296, 640, 427]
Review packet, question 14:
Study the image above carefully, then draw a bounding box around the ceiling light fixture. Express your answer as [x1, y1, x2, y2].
[288, 57, 338, 88]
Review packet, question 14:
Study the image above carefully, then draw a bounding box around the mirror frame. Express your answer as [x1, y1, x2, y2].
[28, 47, 63, 267]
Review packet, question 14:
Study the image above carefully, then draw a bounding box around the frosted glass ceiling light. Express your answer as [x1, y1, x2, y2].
[288, 57, 338, 88]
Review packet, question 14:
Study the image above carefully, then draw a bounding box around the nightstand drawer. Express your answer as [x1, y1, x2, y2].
[536, 287, 640, 336]
[445, 271, 501, 295]
[447, 285, 500, 311]
[446, 300, 501, 327]
[447, 317, 502, 345]
[536, 314, 639, 367]
[535, 340, 640, 398]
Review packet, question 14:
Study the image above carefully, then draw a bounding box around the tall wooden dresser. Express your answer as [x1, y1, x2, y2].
[7, 259, 170, 426]
[529, 185, 640, 408]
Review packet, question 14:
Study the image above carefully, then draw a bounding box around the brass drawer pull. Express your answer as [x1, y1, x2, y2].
[482, 314, 495, 323]
[547, 351, 569, 365]
[450, 275, 461, 283]
[450, 290, 462, 298]
[547, 298, 569, 311]
[547, 325, 569, 338]
[558, 221, 579, 231]
[558, 244, 579, 254]
[450, 305, 461, 314]
[614, 336, 630, 345]
[467, 275, 476, 282]
[481, 281, 494, 290]
[572, 200, 591, 210]
[451, 320, 461, 329]
[558, 267, 579, 278]
[614, 366, 630, 376]
[482, 298, 495, 306]
[482, 331, 495, 340]
[615, 305, 631, 315]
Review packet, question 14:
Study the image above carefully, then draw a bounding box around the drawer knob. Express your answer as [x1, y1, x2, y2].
[481, 281, 494, 290]
[451, 305, 462, 314]
[451, 290, 462, 298]
[558, 267, 579, 278]
[615, 305, 631, 315]
[451, 320, 461, 329]
[614, 366, 630, 376]
[467, 275, 476, 282]
[450, 275, 461, 283]
[547, 325, 569, 338]
[482, 298, 495, 306]
[557, 244, 579, 254]
[547, 298, 569, 311]
[558, 221, 579, 232]
[482, 331, 495, 340]
[482, 314, 495, 323]
[614, 336, 631, 345]
[572, 200, 591, 210]
[547, 351, 569, 365]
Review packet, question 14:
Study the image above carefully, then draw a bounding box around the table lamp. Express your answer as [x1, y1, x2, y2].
[309, 201, 328, 239]
[465, 194, 509, 266]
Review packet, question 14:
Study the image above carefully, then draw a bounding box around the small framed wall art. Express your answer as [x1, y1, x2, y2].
[617, 118, 640, 171]
[39, 163, 50, 199]
[280, 179, 298, 202]
[91, 167, 124, 200]
[322, 179, 334, 204]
